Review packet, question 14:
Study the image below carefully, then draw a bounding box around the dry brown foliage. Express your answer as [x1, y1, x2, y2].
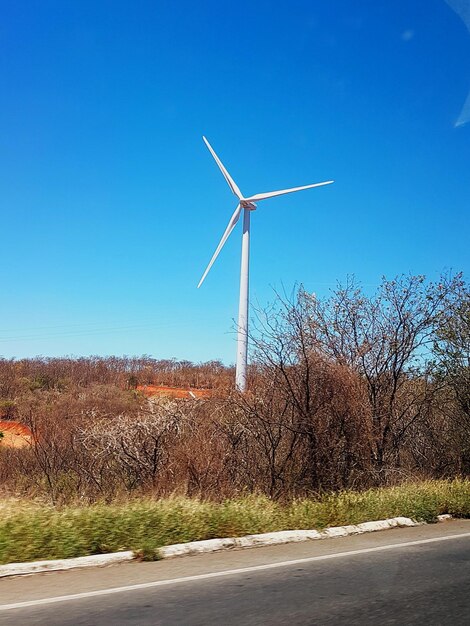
[0, 274, 469, 503]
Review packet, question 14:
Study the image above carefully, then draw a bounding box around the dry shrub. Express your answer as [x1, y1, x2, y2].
[0, 273, 469, 504]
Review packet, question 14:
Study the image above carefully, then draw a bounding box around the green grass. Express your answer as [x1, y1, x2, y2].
[1, 480, 469, 565]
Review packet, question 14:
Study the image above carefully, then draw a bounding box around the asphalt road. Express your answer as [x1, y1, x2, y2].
[1, 520, 469, 625]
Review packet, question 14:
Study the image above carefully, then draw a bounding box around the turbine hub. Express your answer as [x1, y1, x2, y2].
[241, 201, 257, 210]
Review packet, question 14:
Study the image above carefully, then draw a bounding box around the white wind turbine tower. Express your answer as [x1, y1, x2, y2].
[198, 137, 334, 392]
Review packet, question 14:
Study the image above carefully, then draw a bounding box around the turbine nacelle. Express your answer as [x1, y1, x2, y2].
[240, 200, 257, 210]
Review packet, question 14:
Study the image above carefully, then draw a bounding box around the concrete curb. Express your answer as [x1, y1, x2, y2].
[159, 516, 419, 558]
[0, 515, 450, 578]
[0, 551, 135, 578]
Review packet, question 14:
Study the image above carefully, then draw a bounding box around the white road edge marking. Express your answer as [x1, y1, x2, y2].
[1, 531, 470, 612]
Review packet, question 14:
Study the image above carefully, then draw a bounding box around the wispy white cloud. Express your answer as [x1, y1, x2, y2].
[445, 0, 470, 33]
[401, 30, 415, 41]
[444, 0, 470, 127]
[455, 90, 470, 126]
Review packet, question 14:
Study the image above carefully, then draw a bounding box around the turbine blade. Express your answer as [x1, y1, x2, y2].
[203, 137, 243, 200]
[245, 180, 334, 202]
[197, 204, 242, 288]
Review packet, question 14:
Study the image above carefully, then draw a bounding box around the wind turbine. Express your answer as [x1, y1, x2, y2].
[198, 137, 334, 392]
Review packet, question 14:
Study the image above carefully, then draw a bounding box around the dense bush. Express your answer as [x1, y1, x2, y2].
[0, 273, 469, 503]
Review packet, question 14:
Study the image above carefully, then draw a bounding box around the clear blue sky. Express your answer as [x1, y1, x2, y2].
[1, 0, 469, 364]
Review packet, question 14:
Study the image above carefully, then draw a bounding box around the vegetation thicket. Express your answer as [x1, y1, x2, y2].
[0, 272, 468, 505]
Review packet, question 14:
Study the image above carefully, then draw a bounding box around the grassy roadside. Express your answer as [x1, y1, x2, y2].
[1, 480, 469, 565]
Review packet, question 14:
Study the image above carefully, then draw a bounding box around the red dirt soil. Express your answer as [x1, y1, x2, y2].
[0, 421, 33, 448]
[137, 385, 212, 399]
